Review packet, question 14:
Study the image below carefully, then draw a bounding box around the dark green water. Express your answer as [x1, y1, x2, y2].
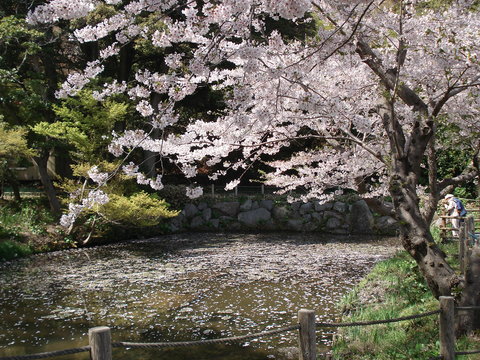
[0, 233, 398, 359]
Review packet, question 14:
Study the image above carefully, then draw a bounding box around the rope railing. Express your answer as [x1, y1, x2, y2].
[315, 309, 441, 328]
[0, 309, 445, 360]
[112, 324, 300, 349]
[0, 346, 90, 360]
[456, 349, 480, 355]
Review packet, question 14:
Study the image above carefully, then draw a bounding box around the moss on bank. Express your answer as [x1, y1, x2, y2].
[333, 244, 480, 359]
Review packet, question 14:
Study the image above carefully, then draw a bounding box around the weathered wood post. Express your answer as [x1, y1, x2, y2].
[439, 296, 455, 360]
[89, 326, 112, 360]
[440, 216, 447, 243]
[298, 309, 316, 360]
[211, 184, 215, 197]
[459, 224, 466, 275]
[467, 216, 475, 246]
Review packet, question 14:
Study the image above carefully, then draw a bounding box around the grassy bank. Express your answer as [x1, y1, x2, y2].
[0, 198, 68, 260]
[332, 241, 480, 359]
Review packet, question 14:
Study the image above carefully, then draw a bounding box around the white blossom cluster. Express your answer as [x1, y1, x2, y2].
[56, 61, 104, 98]
[60, 190, 109, 228]
[27, 0, 96, 24]
[92, 81, 127, 101]
[87, 166, 109, 185]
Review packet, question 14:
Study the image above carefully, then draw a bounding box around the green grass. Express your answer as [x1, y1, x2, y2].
[0, 198, 56, 260]
[332, 228, 480, 360]
[0, 198, 55, 238]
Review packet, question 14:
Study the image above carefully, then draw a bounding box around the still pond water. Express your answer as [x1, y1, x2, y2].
[0, 232, 398, 359]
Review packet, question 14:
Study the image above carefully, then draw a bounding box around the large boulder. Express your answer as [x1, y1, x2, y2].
[209, 219, 220, 228]
[311, 212, 323, 222]
[272, 206, 290, 220]
[299, 202, 314, 214]
[375, 216, 398, 235]
[197, 202, 208, 210]
[333, 201, 348, 213]
[239, 199, 253, 211]
[238, 208, 272, 227]
[349, 200, 374, 234]
[325, 216, 342, 230]
[169, 213, 186, 230]
[287, 219, 304, 231]
[259, 199, 274, 211]
[190, 216, 205, 229]
[183, 203, 199, 218]
[213, 202, 240, 217]
[202, 208, 212, 221]
[314, 201, 333, 211]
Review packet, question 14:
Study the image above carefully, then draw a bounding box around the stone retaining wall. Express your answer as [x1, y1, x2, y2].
[168, 198, 398, 235]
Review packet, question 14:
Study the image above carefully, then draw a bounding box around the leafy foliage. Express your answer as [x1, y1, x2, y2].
[100, 191, 179, 227]
[32, 90, 129, 162]
[0, 121, 33, 160]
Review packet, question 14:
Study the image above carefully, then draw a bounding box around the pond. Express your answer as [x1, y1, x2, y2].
[0, 232, 399, 359]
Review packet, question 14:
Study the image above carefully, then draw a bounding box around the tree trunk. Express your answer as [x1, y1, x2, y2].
[390, 173, 459, 297]
[32, 151, 61, 215]
[6, 168, 21, 202]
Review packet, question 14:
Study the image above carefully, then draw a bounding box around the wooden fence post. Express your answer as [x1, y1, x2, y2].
[439, 296, 455, 360]
[467, 216, 475, 246]
[298, 309, 316, 360]
[89, 326, 112, 360]
[459, 224, 466, 275]
[441, 217, 447, 243]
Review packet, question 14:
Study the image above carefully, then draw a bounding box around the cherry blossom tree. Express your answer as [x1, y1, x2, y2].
[28, 0, 480, 332]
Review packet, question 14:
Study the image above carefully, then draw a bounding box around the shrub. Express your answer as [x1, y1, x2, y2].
[0, 240, 32, 261]
[99, 191, 179, 227]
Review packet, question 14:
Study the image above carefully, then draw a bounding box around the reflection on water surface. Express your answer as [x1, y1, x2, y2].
[0, 232, 398, 359]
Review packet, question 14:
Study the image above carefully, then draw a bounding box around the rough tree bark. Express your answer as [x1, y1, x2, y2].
[5, 168, 21, 202]
[32, 150, 61, 215]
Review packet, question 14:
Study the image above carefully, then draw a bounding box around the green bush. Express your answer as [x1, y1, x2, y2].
[0, 240, 32, 261]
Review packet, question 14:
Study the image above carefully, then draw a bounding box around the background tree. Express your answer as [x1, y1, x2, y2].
[0, 120, 34, 200]
[0, 2, 65, 214]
